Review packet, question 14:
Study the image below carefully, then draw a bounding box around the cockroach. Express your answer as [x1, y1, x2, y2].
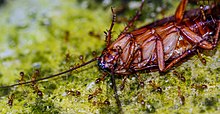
[0, 0, 219, 113]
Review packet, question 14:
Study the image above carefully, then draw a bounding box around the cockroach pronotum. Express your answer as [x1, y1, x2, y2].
[0, 0, 219, 113]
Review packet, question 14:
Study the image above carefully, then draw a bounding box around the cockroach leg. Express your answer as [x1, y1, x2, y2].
[175, 0, 188, 24]
[154, 32, 165, 71]
[196, 49, 206, 65]
[110, 73, 122, 113]
[122, 0, 145, 33]
[105, 7, 116, 47]
[213, 20, 220, 47]
[163, 50, 193, 72]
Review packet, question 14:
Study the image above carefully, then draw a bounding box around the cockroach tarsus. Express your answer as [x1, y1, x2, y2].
[0, 0, 219, 113]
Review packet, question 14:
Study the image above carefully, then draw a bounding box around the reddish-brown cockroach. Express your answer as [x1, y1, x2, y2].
[0, 0, 219, 113]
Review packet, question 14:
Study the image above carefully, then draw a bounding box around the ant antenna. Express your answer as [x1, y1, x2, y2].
[0, 57, 98, 89]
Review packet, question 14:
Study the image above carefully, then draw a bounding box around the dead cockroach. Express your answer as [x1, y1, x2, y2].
[0, 0, 219, 113]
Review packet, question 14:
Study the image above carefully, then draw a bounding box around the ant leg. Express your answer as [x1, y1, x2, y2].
[175, 0, 188, 24]
[196, 49, 206, 65]
[105, 7, 116, 47]
[122, 0, 145, 33]
[110, 73, 122, 113]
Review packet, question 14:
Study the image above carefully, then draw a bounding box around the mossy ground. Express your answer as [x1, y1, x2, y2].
[0, 0, 219, 114]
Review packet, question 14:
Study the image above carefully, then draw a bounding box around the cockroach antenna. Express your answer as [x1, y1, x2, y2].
[0, 57, 98, 89]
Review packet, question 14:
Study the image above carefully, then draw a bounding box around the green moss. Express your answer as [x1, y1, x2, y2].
[0, 0, 220, 114]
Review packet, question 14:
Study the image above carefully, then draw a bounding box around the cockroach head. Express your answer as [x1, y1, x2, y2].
[97, 49, 119, 72]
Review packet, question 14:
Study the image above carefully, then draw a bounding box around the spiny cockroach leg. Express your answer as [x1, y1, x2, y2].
[154, 31, 165, 71]
[213, 20, 220, 47]
[105, 7, 116, 47]
[163, 50, 193, 72]
[8, 93, 15, 107]
[196, 49, 206, 65]
[110, 73, 122, 113]
[177, 86, 185, 105]
[122, 0, 145, 33]
[175, 0, 188, 24]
